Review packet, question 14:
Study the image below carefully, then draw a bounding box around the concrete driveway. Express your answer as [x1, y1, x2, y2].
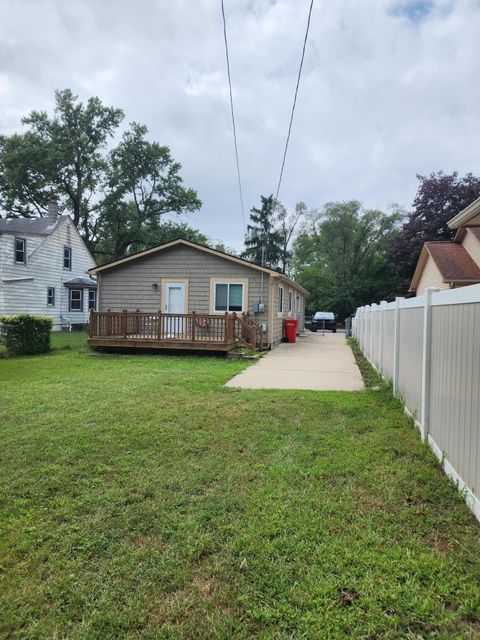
[226, 331, 364, 391]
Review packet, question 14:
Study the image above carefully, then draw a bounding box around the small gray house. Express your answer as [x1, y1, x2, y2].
[88, 238, 307, 352]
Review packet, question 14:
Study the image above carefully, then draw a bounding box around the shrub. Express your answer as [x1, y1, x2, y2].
[0, 315, 53, 356]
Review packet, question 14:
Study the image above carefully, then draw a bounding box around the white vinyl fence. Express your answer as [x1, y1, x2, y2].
[353, 284, 480, 522]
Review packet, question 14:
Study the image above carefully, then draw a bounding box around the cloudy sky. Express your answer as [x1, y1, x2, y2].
[1, 0, 480, 249]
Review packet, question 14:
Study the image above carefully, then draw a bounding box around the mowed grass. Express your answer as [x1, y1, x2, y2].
[0, 335, 479, 639]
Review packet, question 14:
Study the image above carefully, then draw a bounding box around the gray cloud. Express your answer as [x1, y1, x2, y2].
[1, 0, 479, 249]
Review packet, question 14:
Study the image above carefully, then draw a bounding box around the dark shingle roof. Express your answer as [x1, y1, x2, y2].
[0, 216, 67, 236]
[425, 242, 480, 282]
[64, 277, 97, 288]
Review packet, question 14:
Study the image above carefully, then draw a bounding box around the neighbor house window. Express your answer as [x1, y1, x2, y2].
[64, 246, 72, 270]
[88, 289, 97, 310]
[288, 290, 293, 314]
[214, 283, 244, 312]
[277, 286, 284, 313]
[47, 287, 55, 306]
[15, 237, 26, 264]
[69, 288, 83, 311]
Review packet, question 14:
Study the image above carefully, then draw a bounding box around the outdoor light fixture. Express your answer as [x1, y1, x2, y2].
[152, 283, 158, 289]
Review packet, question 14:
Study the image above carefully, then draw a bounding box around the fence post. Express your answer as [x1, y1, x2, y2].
[420, 288, 438, 441]
[393, 296, 404, 395]
[379, 301, 387, 376]
[370, 303, 377, 364]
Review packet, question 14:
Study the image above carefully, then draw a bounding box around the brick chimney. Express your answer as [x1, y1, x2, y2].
[47, 196, 59, 224]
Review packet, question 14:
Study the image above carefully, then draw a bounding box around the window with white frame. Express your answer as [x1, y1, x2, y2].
[15, 237, 26, 264]
[288, 290, 293, 314]
[69, 288, 83, 311]
[64, 246, 72, 270]
[277, 285, 284, 313]
[88, 289, 97, 310]
[47, 287, 55, 306]
[214, 282, 244, 312]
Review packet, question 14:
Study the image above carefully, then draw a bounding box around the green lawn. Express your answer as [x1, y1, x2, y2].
[1, 334, 479, 639]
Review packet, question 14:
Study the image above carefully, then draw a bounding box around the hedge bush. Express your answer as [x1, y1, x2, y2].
[0, 315, 53, 356]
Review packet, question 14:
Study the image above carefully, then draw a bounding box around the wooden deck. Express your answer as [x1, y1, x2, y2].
[88, 310, 263, 352]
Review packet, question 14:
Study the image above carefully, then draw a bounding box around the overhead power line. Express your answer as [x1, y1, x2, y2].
[274, 0, 314, 203]
[221, 0, 246, 234]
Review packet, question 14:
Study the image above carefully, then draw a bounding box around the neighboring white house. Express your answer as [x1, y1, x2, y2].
[0, 198, 97, 330]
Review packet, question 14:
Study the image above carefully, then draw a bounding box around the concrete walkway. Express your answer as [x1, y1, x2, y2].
[226, 331, 364, 391]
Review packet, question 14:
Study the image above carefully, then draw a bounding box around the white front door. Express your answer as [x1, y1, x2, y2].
[164, 282, 185, 336]
[165, 283, 185, 314]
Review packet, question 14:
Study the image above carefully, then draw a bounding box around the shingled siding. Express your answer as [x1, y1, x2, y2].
[97, 244, 273, 342]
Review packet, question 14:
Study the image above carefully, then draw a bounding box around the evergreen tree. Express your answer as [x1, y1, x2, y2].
[242, 195, 283, 269]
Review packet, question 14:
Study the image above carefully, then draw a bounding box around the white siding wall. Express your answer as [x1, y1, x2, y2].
[462, 229, 480, 266]
[0, 218, 96, 330]
[416, 255, 448, 295]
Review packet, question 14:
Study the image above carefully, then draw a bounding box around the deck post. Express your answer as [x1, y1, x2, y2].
[89, 309, 94, 338]
[106, 309, 112, 336]
[157, 310, 163, 340]
[191, 311, 196, 342]
[122, 309, 128, 338]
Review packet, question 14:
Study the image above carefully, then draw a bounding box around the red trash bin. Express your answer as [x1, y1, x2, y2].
[284, 319, 298, 343]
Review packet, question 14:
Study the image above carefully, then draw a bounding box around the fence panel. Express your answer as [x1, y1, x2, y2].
[397, 307, 424, 419]
[430, 302, 480, 498]
[382, 309, 395, 379]
[353, 284, 480, 522]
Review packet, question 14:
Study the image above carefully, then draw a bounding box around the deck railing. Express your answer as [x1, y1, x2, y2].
[89, 310, 263, 351]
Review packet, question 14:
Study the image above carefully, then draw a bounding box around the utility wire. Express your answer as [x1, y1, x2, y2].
[221, 0, 246, 235]
[274, 0, 314, 203]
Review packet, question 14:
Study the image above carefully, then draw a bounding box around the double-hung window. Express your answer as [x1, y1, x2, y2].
[15, 237, 26, 264]
[277, 286, 284, 314]
[69, 288, 83, 311]
[88, 289, 97, 310]
[64, 246, 72, 270]
[214, 283, 244, 312]
[47, 287, 55, 307]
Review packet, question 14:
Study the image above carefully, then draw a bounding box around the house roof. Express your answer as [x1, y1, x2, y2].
[64, 277, 97, 288]
[447, 196, 480, 230]
[409, 241, 480, 291]
[0, 215, 68, 236]
[89, 238, 309, 295]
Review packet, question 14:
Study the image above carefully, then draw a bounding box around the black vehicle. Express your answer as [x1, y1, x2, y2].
[310, 311, 337, 333]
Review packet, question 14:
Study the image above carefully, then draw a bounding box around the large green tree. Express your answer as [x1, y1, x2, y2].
[0, 90, 201, 260]
[100, 122, 201, 260]
[293, 200, 401, 320]
[276, 201, 306, 275]
[242, 195, 283, 269]
[0, 89, 124, 248]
